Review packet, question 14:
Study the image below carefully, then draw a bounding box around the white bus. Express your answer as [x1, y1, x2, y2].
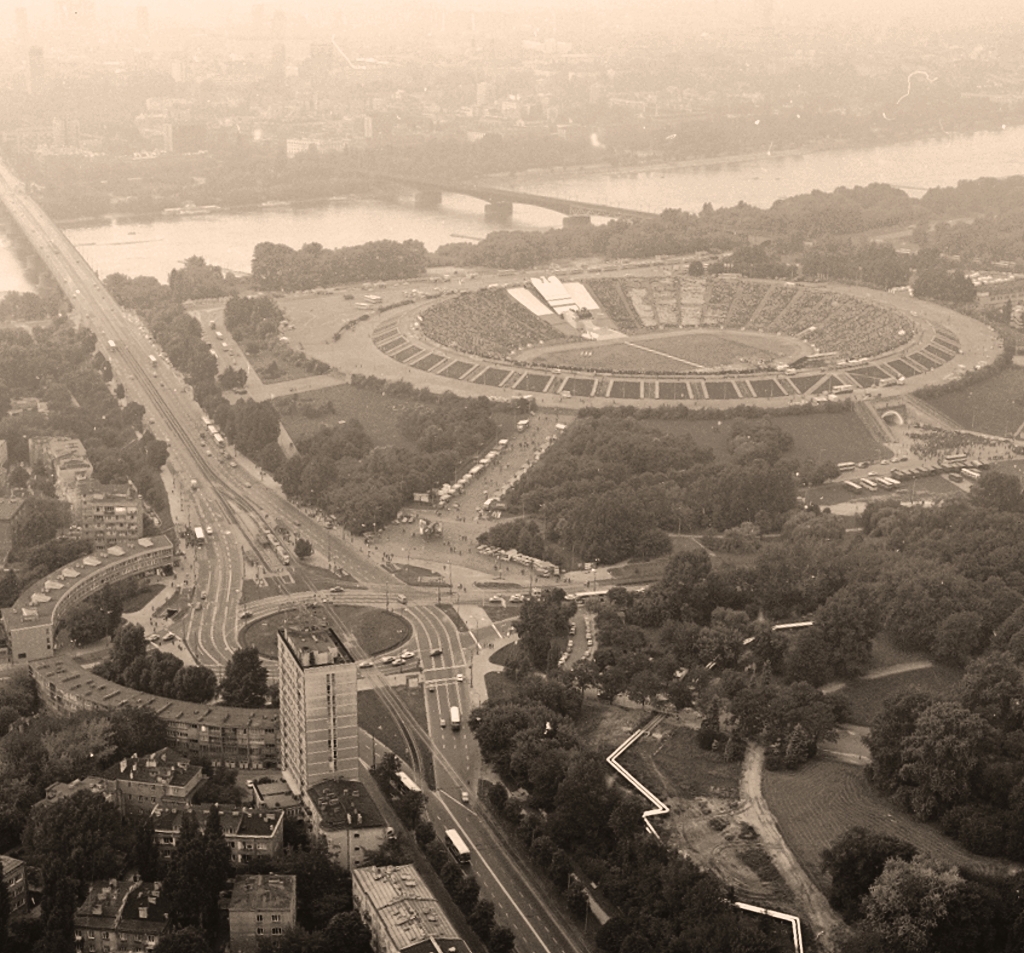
[444, 828, 470, 864]
[194, 526, 206, 544]
[395, 771, 421, 795]
[832, 384, 854, 394]
[837, 461, 856, 472]
[843, 481, 862, 493]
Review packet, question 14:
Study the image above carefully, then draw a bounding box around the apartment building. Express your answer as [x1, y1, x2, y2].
[277, 624, 358, 798]
[228, 874, 296, 951]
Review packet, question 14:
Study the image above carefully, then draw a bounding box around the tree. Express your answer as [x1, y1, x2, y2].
[863, 857, 967, 953]
[171, 666, 218, 703]
[294, 538, 313, 559]
[971, 470, 1024, 512]
[22, 790, 128, 884]
[322, 911, 373, 953]
[154, 927, 213, 953]
[895, 701, 994, 820]
[468, 898, 496, 941]
[220, 646, 269, 707]
[488, 924, 517, 953]
[822, 827, 918, 921]
[866, 692, 933, 794]
[0, 875, 9, 945]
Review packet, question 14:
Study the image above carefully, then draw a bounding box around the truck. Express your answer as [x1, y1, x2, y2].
[450, 706, 461, 731]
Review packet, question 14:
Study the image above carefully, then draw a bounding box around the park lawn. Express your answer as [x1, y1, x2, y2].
[240, 605, 411, 659]
[575, 698, 650, 754]
[920, 365, 1024, 437]
[121, 584, 164, 613]
[275, 382, 525, 451]
[647, 408, 888, 467]
[763, 758, 1017, 897]
[359, 686, 428, 769]
[833, 665, 963, 728]
[628, 724, 742, 801]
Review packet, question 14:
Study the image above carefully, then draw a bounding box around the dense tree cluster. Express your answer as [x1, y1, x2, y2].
[0, 318, 170, 549]
[219, 646, 270, 708]
[469, 673, 789, 952]
[800, 240, 911, 288]
[277, 380, 501, 533]
[94, 622, 218, 703]
[0, 290, 62, 324]
[822, 827, 1023, 953]
[495, 412, 796, 565]
[911, 265, 978, 305]
[251, 239, 428, 292]
[168, 256, 248, 302]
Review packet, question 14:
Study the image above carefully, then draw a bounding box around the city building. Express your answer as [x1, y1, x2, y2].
[277, 624, 358, 798]
[38, 776, 112, 809]
[352, 865, 471, 953]
[73, 879, 170, 953]
[4, 536, 174, 663]
[102, 748, 203, 814]
[305, 778, 388, 869]
[151, 804, 285, 866]
[31, 654, 279, 767]
[69, 480, 144, 546]
[29, 436, 92, 494]
[228, 874, 296, 951]
[0, 497, 26, 565]
[249, 778, 303, 819]
[1, 854, 27, 916]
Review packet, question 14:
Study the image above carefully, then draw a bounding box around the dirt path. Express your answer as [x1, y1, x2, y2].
[735, 745, 844, 950]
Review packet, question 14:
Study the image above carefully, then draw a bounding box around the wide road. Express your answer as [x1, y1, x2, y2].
[0, 160, 588, 953]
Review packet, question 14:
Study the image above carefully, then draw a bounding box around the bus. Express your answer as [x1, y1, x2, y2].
[444, 829, 470, 864]
[837, 462, 856, 472]
[194, 526, 206, 545]
[395, 771, 421, 795]
[213, 433, 225, 447]
[832, 384, 854, 394]
[201, 415, 212, 426]
[962, 468, 982, 481]
[843, 480, 862, 493]
[859, 479, 878, 491]
[450, 706, 461, 731]
[944, 452, 967, 464]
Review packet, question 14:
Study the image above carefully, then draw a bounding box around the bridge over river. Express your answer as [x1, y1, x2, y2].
[372, 173, 658, 224]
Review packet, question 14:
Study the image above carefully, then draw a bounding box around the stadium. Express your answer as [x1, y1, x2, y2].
[371, 271, 980, 403]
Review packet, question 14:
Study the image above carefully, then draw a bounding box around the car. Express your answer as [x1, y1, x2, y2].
[244, 481, 252, 488]
[456, 673, 464, 682]
[401, 651, 415, 660]
[440, 718, 446, 728]
[487, 595, 503, 604]
[509, 593, 524, 603]
[461, 791, 470, 804]
[329, 586, 345, 593]
[428, 684, 435, 692]
[397, 594, 407, 604]
[391, 658, 405, 666]
[358, 661, 374, 669]
[381, 656, 395, 664]
[430, 648, 443, 657]
[240, 610, 253, 619]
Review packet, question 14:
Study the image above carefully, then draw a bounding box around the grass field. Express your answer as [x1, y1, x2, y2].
[275, 382, 525, 450]
[624, 724, 742, 800]
[359, 685, 428, 769]
[833, 664, 963, 727]
[240, 605, 412, 659]
[645, 408, 888, 467]
[121, 584, 164, 613]
[763, 759, 1017, 896]
[920, 366, 1024, 436]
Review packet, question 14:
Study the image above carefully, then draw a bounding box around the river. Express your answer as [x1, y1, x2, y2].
[2, 124, 1024, 293]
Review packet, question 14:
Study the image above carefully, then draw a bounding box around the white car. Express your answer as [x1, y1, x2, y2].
[358, 661, 374, 669]
[456, 673, 464, 682]
[401, 650, 415, 659]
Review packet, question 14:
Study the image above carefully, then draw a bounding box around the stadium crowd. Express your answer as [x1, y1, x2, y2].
[420, 287, 565, 359]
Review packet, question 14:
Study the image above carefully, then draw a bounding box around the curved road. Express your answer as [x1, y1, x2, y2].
[0, 160, 587, 953]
